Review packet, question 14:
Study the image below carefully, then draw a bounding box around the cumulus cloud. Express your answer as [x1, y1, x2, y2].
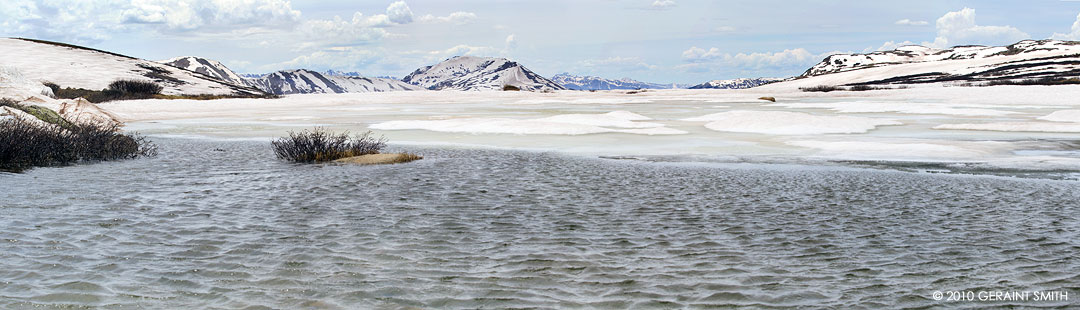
[928, 8, 1028, 48]
[1051, 13, 1080, 40]
[386, 1, 414, 24]
[680, 47, 831, 73]
[120, 0, 302, 31]
[418, 12, 478, 24]
[871, 8, 1029, 51]
[895, 19, 928, 26]
[651, 0, 676, 9]
[268, 46, 381, 72]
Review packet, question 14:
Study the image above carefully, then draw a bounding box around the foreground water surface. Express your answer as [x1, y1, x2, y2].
[1, 139, 1078, 309]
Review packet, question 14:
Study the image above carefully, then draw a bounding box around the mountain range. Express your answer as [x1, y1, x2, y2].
[402, 56, 565, 91]
[688, 78, 785, 89]
[5, 37, 1080, 100]
[550, 73, 691, 90]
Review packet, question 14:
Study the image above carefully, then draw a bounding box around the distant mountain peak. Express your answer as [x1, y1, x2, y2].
[403, 56, 565, 91]
[688, 78, 785, 89]
[550, 73, 690, 90]
[161, 57, 421, 95]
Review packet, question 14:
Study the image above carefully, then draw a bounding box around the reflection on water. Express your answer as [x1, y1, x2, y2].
[1, 139, 1077, 309]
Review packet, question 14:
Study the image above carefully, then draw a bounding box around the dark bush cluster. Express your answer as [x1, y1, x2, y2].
[271, 128, 387, 163]
[0, 114, 157, 173]
[986, 77, 1080, 86]
[799, 85, 843, 92]
[50, 79, 163, 103]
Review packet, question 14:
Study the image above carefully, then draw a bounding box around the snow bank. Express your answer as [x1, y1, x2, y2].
[1037, 110, 1080, 123]
[681, 110, 900, 135]
[370, 111, 686, 135]
[934, 122, 1080, 133]
[0, 66, 53, 100]
[59, 98, 122, 126]
[766, 101, 1017, 116]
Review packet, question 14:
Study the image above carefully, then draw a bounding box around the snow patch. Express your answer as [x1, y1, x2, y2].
[681, 110, 901, 135]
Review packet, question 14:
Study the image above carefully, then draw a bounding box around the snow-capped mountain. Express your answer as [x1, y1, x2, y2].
[775, 40, 1080, 88]
[402, 56, 565, 91]
[247, 69, 422, 95]
[688, 78, 785, 89]
[550, 73, 689, 90]
[160, 57, 421, 95]
[160, 56, 255, 88]
[0, 38, 266, 97]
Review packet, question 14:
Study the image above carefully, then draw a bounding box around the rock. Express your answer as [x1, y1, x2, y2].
[58, 98, 121, 126]
[758, 96, 776, 102]
[332, 153, 422, 165]
[1, 106, 49, 127]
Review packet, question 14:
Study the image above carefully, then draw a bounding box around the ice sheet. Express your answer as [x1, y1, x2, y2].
[681, 110, 901, 135]
[1038, 110, 1080, 123]
[934, 122, 1080, 133]
[370, 111, 686, 135]
[766, 101, 1018, 116]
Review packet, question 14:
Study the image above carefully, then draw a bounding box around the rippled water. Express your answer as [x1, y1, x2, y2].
[2, 139, 1078, 309]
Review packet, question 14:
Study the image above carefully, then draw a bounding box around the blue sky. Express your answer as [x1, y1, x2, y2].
[4, 0, 1080, 84]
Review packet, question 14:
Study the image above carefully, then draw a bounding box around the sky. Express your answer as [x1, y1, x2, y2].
[4, 0, 1080, 84]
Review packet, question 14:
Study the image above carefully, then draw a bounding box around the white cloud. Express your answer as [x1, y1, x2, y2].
[386, 1, 414, 24]
[268, 46, 381, 72]
[680, 47, 830, 73]
[714, 26, 737, 33]
[870, 40, 916, 52]
[651, 0, 676, 9]
[580, 56, 657, 71]
[928, 8, 1028, 48]
[1051, 13, 1080, 40]
[505, 34, 518, 50]
[895, 19, 928, 26]
[418, 12, 478, 24]
[121, 0, 302, 31]
[871, 8, 1029, 51]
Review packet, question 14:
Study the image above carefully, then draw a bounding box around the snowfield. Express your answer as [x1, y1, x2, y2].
[96, 86, 1080, 172]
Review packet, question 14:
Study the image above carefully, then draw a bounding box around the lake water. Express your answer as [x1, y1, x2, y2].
[1, 138, 1078, 309]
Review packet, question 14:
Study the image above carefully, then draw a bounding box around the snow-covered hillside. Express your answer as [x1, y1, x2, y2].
[688, 78, 785, 89]
[773, 40, 1080, 89]
[0, 38, 265, 97]
[247, 69, 422, 95]
[159, 57, 421, 95]
[160, 56, 255, 88]
[550, 73, 688, 90]
[402, 56, 565, 91]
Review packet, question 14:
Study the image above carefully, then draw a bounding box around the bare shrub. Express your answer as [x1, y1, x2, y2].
[271, 128, 387, 163]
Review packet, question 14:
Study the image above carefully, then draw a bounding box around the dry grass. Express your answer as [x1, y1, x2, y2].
[333, 153, 423, 165]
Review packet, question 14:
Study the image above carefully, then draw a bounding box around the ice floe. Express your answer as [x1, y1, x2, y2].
[766, 101, 1017, 116]
[934, 122, 1080, 133]
[370, 111, 687, 135]
[681, 110, 900, 135]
